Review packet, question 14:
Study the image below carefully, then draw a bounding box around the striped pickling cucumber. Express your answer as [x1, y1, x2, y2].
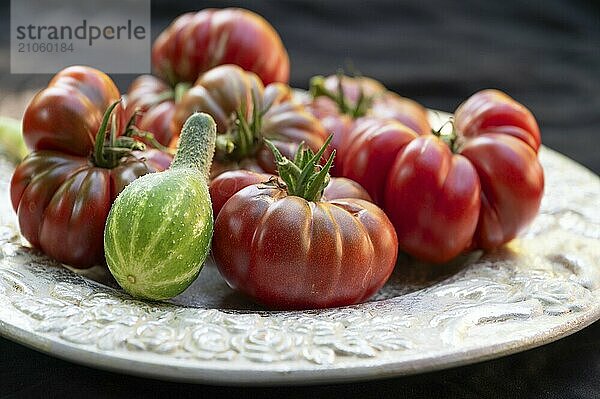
[104, 113, 216, 300]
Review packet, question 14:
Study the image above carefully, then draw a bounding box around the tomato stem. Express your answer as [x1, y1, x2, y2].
[174, 82, 191, 103]
[149, 82, 190, 107]
[265, 135, 334, 202]
[92, 100, 155, 169]
[92, 100, 121, 168]
[126, 125, 175, 155]
[431, 118, 460, 153]
[309, 73, 372, 118]
[219, 93, 263, 162]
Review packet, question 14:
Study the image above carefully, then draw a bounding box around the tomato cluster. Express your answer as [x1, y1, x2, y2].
[338, 90, 544, 262]
[9, 7, 545, 309]
[11, 66, 171, 268]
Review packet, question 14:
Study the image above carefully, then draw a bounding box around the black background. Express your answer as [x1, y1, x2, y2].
[1, 0, 599, 397]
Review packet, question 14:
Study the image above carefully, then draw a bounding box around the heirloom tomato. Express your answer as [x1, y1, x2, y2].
[340, 89, 544, 263]
[305, 74, 430, 175]
[174, 64, 327, 177]
[12, 66, 169, 268]
[152, 8, 289, 86]
[22, 65, 121, 156]
[212, 137, 398, 309]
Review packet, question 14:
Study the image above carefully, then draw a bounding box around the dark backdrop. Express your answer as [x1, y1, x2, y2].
[1, 1, 599, 398]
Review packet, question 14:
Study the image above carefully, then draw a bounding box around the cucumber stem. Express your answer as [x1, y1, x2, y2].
[170, 112, 217, 182]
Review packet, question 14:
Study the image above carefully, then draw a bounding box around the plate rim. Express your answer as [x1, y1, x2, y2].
[1, 302, 599, 386]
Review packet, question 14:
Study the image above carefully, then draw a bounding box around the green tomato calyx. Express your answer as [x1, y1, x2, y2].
[309, 71, 373, 119]
[265, 134, 335, 202]
[215, 94, 265, 162]
[431, 117, 461, 153]
[92, 100, 146, 169]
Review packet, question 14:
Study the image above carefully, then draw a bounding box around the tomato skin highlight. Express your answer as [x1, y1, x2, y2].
[339, 90, 544, 263]
[212, 185, 397, 309]
[152, 8, 289, 86]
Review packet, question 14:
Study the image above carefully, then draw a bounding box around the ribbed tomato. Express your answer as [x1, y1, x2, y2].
[23, 66, 121, 156]
[11, 150, 160, 268]
[340, 89, 544, 263]
[212, 138, 398, 309]
[174, 64, 327, 176]
[305, 74, 430, 175]
[152, 8, 289, 86]
[12, 67, 170, 268]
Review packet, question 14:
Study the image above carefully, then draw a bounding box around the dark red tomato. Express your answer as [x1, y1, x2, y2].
[135, 148, 172, 172]
[341, 90, 544, 263]
[22, 66, 121, 156]
[212, 136, 397, 309]
[383, 135, 482, 263]
[209, 169, 372, 215]
[124, 75, 177, 147]
[454, 89, 541, 151]
[152, 8, 289, 86]
[452, 89, 542, 248]
[174, 65, 326, 176]
[340, 119, 418, 205]
[12, 67, 170, 268]
[307, 74, 431, 134]
[305, 74, 430, 176]
[213, 184, 397, 309]
[10, 151, 160, 268]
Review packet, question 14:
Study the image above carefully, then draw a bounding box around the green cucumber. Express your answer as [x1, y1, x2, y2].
[104, 113, 216, 300]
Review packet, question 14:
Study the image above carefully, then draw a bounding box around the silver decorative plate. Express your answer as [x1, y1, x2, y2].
[0, 112, 599, 385]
